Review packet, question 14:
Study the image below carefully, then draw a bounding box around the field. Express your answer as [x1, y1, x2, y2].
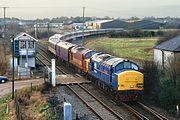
[83, 37, 159, 63]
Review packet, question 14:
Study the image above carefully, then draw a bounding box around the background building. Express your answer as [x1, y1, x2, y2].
[14, 32, 38, 68]
[154, 36, 180, 68]
[86, 19, 127, 29]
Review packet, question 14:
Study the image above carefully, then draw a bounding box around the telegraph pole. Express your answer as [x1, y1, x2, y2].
[11, 36, 15, 99]
[0, 7, 9, 61]
[3, 7, 7, 32]
[47, 22, 50, 38]
[0, 7, 9, 36]
[82, 7, 85, 41]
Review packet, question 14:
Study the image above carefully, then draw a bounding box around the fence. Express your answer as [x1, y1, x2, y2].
[15, 90, 23, 120]
[14, 83, 34, 120]
[7, 68, 47, 81]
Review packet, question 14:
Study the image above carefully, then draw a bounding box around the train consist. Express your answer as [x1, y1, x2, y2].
[54, 28, 123, 41]
[48, 29, 144, 101]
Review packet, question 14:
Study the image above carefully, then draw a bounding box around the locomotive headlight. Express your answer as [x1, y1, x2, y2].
[130, 85, 134, 88]
[137, 84, 143, 88]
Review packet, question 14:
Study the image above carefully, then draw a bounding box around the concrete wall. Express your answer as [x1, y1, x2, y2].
[154, 49, 174, 67]
[174, 52, 180, 72]
[154, 49, 163, 65]
[164, 50, 174, 65]
[174, 52, 180, 62]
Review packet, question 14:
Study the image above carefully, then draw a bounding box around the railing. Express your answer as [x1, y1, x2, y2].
[14, 82, 37, 120]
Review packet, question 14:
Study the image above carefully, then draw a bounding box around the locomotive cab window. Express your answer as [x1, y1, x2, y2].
[124, 62, 130, 69]
[91, 62, 94, 71]
[85, 51, 96, 58]
[115, 63, 123, 71]
[131, 63, 139, 70]
[85, 52, 91, 58]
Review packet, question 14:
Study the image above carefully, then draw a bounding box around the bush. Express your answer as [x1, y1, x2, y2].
[108, 30, 163, 38]
[16, 88, 31, 106]
[160, 80, 180, 114]
[142, 60, 160, 103]
[159, 59, 180, 113]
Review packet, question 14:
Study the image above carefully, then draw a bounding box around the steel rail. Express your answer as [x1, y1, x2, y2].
[66, 85, 104, 120]
[78, 84, 124, 120]
[138, 102, 169, 120]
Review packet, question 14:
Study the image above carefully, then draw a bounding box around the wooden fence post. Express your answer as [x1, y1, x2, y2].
[31, 82, 33, 92]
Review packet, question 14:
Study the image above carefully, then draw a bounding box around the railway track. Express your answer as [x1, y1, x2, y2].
[122, 102, 169, 120]
[137, 102, 169, 120]
[91, 83, 169, 120]
[36, 42, 169, 120]
[37, 43, 125, 119]
[36, 44, 67, 75]
[66, 84, 124, 120]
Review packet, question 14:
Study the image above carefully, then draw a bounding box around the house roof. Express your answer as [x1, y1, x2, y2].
[14, 32, 38, 41]
[155, 36, 180, 52]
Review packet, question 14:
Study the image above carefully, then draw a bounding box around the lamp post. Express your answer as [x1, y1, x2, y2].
[11, 35, 15, 99]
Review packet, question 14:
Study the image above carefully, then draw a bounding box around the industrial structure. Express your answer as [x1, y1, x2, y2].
[85, 19, 164, 30]
[14, 32, 38, 68]
[86, 19, 127, 29]
[154, 36, 180, 68]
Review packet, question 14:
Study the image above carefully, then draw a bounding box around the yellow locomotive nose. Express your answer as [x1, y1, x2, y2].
[118, 70, 144, 91]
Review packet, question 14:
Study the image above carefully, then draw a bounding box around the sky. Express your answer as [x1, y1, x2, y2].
[0, 0, 180, 19]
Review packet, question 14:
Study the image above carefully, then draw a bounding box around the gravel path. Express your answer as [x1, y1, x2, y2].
[54, 86, 99, 120]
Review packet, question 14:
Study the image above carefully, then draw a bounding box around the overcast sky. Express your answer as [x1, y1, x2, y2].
[0, 0, 180, 19]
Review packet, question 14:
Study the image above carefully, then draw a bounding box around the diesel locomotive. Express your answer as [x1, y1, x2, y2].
[48, 32, 144, 101]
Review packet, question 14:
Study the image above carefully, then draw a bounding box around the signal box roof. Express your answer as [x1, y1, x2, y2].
[14, 32, 38, 41]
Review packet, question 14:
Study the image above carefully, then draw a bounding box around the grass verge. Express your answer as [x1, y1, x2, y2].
[16, 83, 52, 120]
[0, 95, 11, 120]
[83, 37, 158, 63]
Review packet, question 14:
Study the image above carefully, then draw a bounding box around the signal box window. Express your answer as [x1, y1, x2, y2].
[28, 41, 34, 49]
[20, 41, 26, 49]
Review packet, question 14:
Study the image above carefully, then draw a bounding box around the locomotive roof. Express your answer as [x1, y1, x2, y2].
[103, 57, 124, 67]
[91, 53, 112, 62]
[71, 46, 88, 53]
[92, 52, 129, 66]
[57, 41, 75, 49]
[82, 49, 95, 55]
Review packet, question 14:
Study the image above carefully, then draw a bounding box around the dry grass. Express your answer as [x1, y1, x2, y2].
[16, 85, 51, 120]
[9, 100, 17, 120]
